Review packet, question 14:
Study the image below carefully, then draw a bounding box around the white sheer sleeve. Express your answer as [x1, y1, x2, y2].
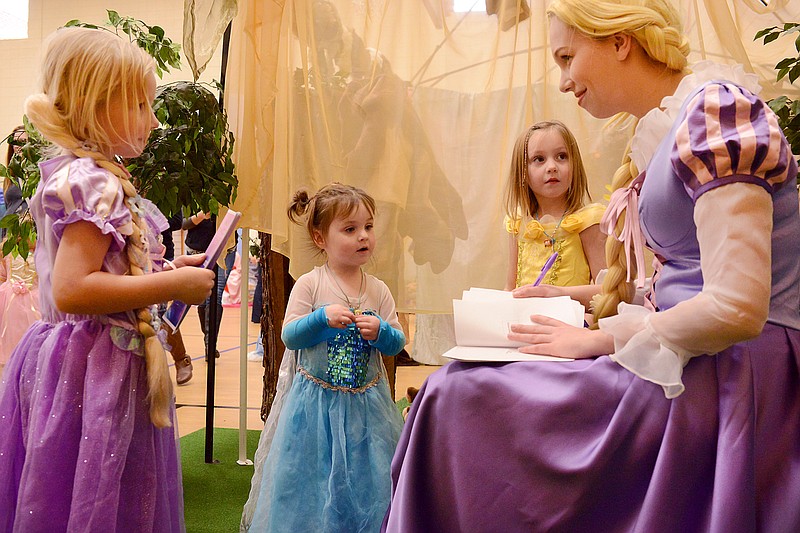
[600, 183, 772, 397]
[282, 271, 317, 326]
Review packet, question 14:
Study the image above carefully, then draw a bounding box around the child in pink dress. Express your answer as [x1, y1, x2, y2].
[0, 248, 41, 366]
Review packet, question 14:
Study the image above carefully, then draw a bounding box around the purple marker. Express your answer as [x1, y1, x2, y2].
[532, 252, 559, 287]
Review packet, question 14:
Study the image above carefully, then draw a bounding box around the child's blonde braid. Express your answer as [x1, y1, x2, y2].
[74, 147, 173, 428]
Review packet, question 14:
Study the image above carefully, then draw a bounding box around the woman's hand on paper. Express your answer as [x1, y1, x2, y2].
[508, 315, 614, 359]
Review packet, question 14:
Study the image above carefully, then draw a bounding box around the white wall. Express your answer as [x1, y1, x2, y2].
[0, 0, 224, 142]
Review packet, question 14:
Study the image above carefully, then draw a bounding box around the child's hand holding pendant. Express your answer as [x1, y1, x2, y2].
[325, 304, 356, 329]
[355, 314, 380, 341]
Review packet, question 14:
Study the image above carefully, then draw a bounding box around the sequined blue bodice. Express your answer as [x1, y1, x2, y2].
[296, 308, 383, 390]
[325, 310, 376, 388]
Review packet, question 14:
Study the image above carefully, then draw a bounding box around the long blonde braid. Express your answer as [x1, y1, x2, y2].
[25, 26, 172, 428]
[73, 148, 174, 428]
[589, 138, 638, 321]
[547, 0, 690, 322]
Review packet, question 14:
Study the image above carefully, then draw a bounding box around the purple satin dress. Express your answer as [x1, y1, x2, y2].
[382, 82, 800, 532]
[0, 155, 184, 532]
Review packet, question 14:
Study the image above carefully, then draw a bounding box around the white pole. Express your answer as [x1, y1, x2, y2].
[237, 227, 253, 466]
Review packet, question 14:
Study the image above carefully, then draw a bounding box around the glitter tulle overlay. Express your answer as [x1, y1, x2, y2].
[0, 321, 184, 532]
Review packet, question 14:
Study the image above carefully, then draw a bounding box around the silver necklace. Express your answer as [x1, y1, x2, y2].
[326, 263, 365, 313]
[536, 211, 566, 248]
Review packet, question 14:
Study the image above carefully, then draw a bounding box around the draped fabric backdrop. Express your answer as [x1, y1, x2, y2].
[190, 0, 800, 314]
[183, 0, 239, 80]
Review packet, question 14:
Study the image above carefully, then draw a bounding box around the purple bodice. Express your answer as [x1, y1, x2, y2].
[639, 81, 800, 330]
[30, 155, 168, 328]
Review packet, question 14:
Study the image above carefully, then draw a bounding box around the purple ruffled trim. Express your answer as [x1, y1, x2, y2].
[139, 197, 169, 234]
[50, 210, 130, 252]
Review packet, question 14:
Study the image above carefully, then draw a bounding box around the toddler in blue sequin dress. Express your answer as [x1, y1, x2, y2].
[241, 183, 405, 533]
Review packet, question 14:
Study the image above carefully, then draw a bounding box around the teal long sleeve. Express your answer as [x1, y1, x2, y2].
[282, 307, 405, 355]
[369, 317, 406, 356]
[281, 307, 337, 350]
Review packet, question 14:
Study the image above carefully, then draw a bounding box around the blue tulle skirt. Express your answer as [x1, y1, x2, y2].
[245, 351, 402, 533]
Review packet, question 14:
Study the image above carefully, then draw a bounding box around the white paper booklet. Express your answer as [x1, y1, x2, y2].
[443, 288, 583, 363]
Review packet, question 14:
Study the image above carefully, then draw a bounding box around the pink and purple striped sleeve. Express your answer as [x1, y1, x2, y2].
[671, 82, 794, 201]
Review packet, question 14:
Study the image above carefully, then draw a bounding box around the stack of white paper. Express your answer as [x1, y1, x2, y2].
[443, 288, 583, 363]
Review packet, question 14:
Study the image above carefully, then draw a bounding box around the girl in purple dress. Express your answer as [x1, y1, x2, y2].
[383, 0, 800, 531]
[0, 27, 214, 532]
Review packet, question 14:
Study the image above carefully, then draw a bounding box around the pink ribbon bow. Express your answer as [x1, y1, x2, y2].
[11, 280, 30, 295]
[599, 175, 647, 289]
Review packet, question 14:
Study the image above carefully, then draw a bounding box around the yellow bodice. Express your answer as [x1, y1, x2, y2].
[505, 203, 605, 287]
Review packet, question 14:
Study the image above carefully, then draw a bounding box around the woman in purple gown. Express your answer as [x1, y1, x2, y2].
[382, 0, 800, 531]
[0, 27, 214, 532]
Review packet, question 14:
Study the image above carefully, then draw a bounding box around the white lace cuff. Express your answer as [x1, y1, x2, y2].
[599, 303, 689, 398]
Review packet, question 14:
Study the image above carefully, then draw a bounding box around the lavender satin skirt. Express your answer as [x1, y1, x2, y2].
[0, 320, 184, 533]
[383, 322, 800, 533]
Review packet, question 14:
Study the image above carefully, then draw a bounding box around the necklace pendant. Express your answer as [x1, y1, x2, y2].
[353, 308, 362, 315]
[544, 238, 553, 247]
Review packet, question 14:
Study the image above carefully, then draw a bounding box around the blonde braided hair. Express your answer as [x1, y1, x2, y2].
[547, 0, 690, 323]
[589, 138, 639, 320]
[25, 26, 172, 427]
[77, 149, 173, 428]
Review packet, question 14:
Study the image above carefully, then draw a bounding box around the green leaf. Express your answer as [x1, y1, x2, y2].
[791, 65, 800, 84]
[0, 213, 16, 229]
[149, 25, 165, 40]
[2, 239, 14, 257]
[18, 238, 29, 259]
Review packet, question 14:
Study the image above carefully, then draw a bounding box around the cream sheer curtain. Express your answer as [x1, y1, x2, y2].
[183, 0, 239, 80]
[220, 0, 799, 314]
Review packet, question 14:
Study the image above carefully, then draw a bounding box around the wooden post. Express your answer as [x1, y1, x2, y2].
[259, 232, 294, 420]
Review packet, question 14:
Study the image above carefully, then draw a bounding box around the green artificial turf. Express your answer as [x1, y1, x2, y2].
[180, 428, 260, 532]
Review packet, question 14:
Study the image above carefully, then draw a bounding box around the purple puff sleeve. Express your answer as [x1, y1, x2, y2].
[671, 82, 794, 201]
[40, 157, 133, 252]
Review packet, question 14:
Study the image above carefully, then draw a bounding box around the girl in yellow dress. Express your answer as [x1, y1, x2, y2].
[503, 120, 605, 291]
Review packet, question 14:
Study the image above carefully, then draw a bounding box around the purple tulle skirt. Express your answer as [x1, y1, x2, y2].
[0, 320, 184, 533]
[383, 322, 800, 533]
